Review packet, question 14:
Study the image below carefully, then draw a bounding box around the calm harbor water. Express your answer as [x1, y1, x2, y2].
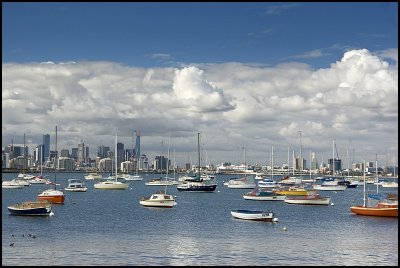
[2, 172, 398, 266]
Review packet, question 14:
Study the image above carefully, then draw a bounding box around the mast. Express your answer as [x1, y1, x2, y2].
[161, 140, 163, 179]
[309, 149, 312, 180]
[164, 136, 171, 194]
[292, 150, 295, 176]
[54, 125, 58, 189]
[299, 130, 302, 181]
[332, 139, 335, 176]
[287, 146, 290, 176]
[115, 133, 118, 182]
[363, 160, 366, 207]
[375, 153, 378, 194]
[271, 145, 274, 181]
[197, 132, 201, 178]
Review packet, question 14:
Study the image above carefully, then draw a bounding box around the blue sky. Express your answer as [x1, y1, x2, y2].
[3, 2, 397, 68]
[2, 2, 398, 167]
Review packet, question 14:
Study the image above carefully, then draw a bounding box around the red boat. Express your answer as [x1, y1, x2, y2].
[37, 189, 65, 204]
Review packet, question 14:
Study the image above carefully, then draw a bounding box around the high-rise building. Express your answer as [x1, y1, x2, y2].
[43, 134, 50, 162]
[310, 152, 318, 170]
[135, 129, 141, 159]
[154, 155, 168, 171]
[60, 149, 69, 157]
[71, 148, 78, 160]
[117, 142, 124, 167]
[77, 139, 86, 164]
[329, 158, 342, 173]
[35, 144, 44, 164]
[97, 145, 110, 159]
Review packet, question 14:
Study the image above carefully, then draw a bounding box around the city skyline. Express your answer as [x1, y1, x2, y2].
[2, 2, 398, 167]
[4, 131, 398, 170]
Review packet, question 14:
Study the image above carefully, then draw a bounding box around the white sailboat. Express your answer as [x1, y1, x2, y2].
[140, 137, 177, 208]
[146, 139, 178, 186]
[226, 147, 256, 189]
[94, 133, 129, 190]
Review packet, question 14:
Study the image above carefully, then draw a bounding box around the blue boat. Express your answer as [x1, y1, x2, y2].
[8, 201, 53, 216]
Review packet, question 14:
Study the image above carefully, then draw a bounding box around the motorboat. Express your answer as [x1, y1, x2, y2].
[1, 179, 24, 189]
[65, 179, 88, 192]
[230, 209, 278, 222]
[284, 194, 332, 205]
[139, 190, 176, 208]
[8, 200, 53, 216]
[257, 178, 278, 188]
[177, 178, 217, 192]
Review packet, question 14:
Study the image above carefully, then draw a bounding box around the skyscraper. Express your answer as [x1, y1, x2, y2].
[43, 134, 50, 162]
[135, 129, 141, 159]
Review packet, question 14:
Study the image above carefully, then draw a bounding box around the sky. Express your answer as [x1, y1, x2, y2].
[2, 2, 398, 168]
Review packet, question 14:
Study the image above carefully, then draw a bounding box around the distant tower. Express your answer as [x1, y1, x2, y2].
[43, 134, 50, 162]
[78, 138, 86, 164]
[135, 129, 141, 159]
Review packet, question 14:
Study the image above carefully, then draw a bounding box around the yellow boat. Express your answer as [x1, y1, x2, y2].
[273, 187, 312, 196]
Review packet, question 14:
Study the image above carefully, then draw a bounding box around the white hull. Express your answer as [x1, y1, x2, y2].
[84, 173, 103, 180]
[381, 182, 398, 188]
[2, 184, 23, 189]
[227, 183, 256, 189]
[139, 200, 176, 207]
[145, 181, 179, 186]
[284, 197, 331, 205]
[94, 181, 128, 190]
[139, 193, 176, 208]
[65, 187, 88, 192]
[230, 210, 278, 222]
[123, 175, 143, 181]
[313, 185, 347, 191]
[243, 195, 286, 201]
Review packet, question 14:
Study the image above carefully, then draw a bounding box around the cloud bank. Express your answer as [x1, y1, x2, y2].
[2, 49, 398, 166]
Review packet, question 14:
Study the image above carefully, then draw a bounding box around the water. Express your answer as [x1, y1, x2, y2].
[2, 172, 398, 266]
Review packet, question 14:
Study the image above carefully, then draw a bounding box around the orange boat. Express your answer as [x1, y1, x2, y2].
[37, 189, 65, 204]
[350, 202, 398, 217]
[350, 160, 398, 217]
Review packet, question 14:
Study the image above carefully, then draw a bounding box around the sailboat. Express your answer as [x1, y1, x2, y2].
[146, 140, 179, 186]
[350, 161, 398, 217]
[122, 130, 143, 181]
[94, 133, 129, 190]
[37, 126, 65, 204]
[177, 133, 217, 192]
[140, 138, 177, 208]
[312, 139, 347, 191]
[275, 131, 310, 196]
[226, 146, 256, 189]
